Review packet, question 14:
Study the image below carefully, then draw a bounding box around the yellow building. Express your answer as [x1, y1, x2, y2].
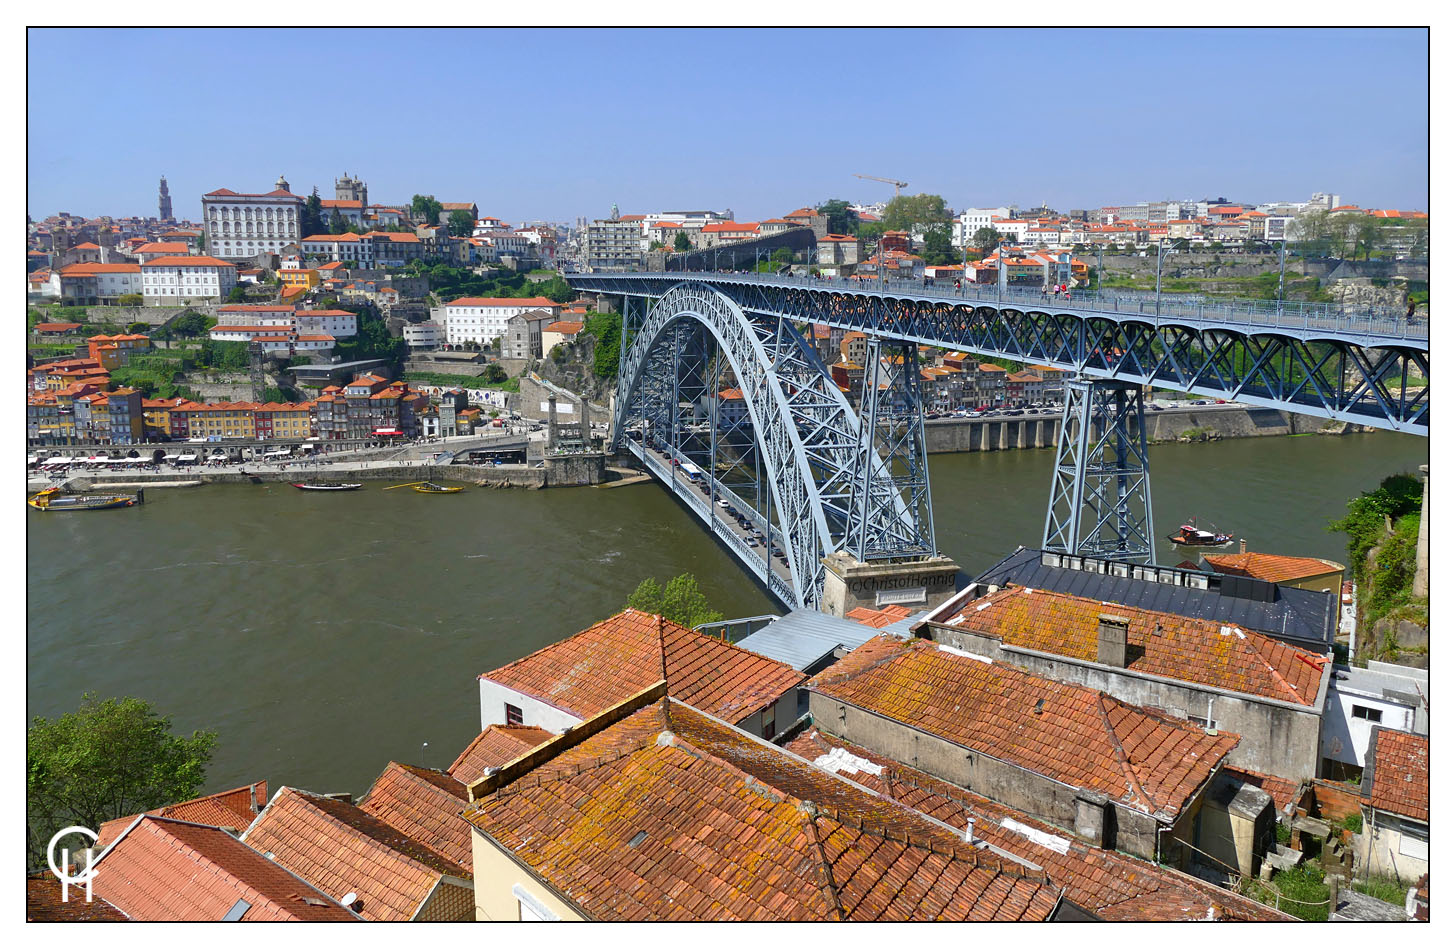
[184, 402, 256, 440]
[1201, 551, 1345, 594]
[279, 268, 321, 292]
[255, 402, 315, 439]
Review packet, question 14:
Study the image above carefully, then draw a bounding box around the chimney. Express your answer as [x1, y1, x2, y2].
[1073, 791, 1112, 848]
[1239, 537, 1247, 554]
[1096, 614, 1130, 667]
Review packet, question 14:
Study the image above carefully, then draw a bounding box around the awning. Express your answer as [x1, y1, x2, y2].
[373, 428, 403, 435]
[177, 453, 198, 462]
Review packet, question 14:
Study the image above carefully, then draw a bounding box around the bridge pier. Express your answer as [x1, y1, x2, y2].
[819, 550, 961, 619]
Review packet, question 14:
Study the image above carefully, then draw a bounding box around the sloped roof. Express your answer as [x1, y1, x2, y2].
[26, 872, 129, 921]
[785, 730, 1286, 921]
[808, 637, 1238, 819]
[242, 786, 470, 922]
[97, 782, 268, 849]
[1364, 729, 1428, 822]
[1202, 551, 1343, 584]
[934, 585, 1327, 705]
[94, 816, 357, 921]
[449, 724, 555, 782]
[359, 762, 472, 871]
[463, 698, 1060, 920]
[481, 609, 805, 723]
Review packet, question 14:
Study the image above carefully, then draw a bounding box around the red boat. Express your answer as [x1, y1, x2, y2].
[1167, 517, 1235, 548]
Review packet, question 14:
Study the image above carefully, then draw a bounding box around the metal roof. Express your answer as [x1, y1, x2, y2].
[735, 609, 916, 671]
[975, 547, 1336, 649]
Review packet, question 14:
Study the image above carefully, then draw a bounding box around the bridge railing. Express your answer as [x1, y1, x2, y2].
[615, 271, 1427, 343]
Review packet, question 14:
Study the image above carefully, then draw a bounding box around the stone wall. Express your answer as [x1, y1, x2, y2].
[86, 304, 218, 327]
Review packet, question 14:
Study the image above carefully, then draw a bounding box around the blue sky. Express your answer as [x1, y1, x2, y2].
[27, 27, 1429, 223]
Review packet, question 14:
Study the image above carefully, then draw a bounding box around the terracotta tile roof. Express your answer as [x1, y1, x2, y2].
[136, 241, 190, 253]
[935, 585, 1327, 705]
[1365, 730, 1428, 822]
[1202, 551, 1343, 584]
[242, 786, 470, 921]
[464, 699, 1060, 920]
[1222, 767, 1304, 817]
[449, 724, 555, 782]
[140, 255, 235, 268]
[480, 609, 805, 723]
[845, 604, 914, 628]
[32, 322, 83, 332]
[96, 782, 268, 849]
[27, 872, 130, 921]
[544, 320, 584, 334]
[785, 730, 1286, 921]
[359, 762, 472, 871]
[446, 296, 559, 308]
[93, 816, 357, 920]
[808, 636, 1238, 819]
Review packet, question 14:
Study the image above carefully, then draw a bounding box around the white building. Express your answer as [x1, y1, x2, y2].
[140, 255, 238, 304]
[954, 207, 1012, 246]
[215, 304, 295, 327]
[439, 296, 562, 346]
[50, 262, 144, 304]
[1319, 661, 1428, 780]
[403, 321, 443, 349]
[295, 308, 357, 338]
[301, 233, 371, 266]
[202, 179, 304, 261]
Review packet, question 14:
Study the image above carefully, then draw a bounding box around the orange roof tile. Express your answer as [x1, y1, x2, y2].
[93, 816, 357, 921]
[446, 296, 559, 308]
[96, 782, 268, 849]
[26, 872, 130, 921]
[934, 585, 1327, 705]
[1202, 551, 1342, 584]
[359, 763, 472, 871]
[1365, 730, 1428, 822]
[242, 787, 470, 922]
[449, 724, 555, 783]
[140, 255, 235, 268]
[845, 604, 913, 628]
[808, 637, 1238, 819]
[463, 698, 1060, 921]
[480, 609, 805, 723]
[785, 730, 1286, 921]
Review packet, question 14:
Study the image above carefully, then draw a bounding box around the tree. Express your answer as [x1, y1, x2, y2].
[882, 193, 951, 232]
[817, 198, 856, 236]
[482, 363, 508, 383]
[227, 286, 249, 303]
[857, 220, 888, 241]
[327, 209, 348, 234]
[170, 311, 209, 337]
[624, 573, 724, 628]
[673, 232, 692, 252]
[970, 226, 1002, 256]
[447, 208, 475, 237]
[127, 321, 149, 334]
[921, 224, 957, 265]
[410, 194, 444, 224]
[301, 187, 325, 237]
[771, 247, 793, 263]
[118, 294, 144, 307]
[28, 693, 217, 867]
[648, 239, 665, 251]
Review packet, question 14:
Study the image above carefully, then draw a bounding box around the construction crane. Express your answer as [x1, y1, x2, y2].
[854, 174, 908, 198]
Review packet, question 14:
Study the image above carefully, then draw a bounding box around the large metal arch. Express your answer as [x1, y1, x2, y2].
[614, 282, 850, 608]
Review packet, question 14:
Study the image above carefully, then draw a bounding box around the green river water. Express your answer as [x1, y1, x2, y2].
[27, 432, 1426, 796]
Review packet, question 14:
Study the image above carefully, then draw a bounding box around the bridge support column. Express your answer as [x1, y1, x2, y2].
[1042, 379, 1156, 563]
[819, 550, 961, 619]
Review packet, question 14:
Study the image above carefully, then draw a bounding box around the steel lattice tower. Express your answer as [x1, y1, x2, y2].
[1042, 379, 1156, 563]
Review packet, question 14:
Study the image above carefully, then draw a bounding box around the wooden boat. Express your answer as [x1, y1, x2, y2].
[291, 482, 363, 492]
[1167, 517, 1235, 548]
[28, 486, 143, 511]
[383, 481, 464, 494]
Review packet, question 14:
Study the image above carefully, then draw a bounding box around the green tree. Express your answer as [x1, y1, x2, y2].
[448, 208, 475, 237]
[301, 187, 325, 237]
[648, 239, 665, 251]
[882, 193, 951, 232]
[118, 294, 144, 307]
[410, 194, 444, 224]
[970, 226, 1002, 256]
[28, 693, 217, 867]
[673, 231, 692, 252]
[817, 198, 856, 235]
[170, 311, 209, 337]
[127, 321, 149, 334]
[482, 363, 508, 383]
[921, 224, 957, 265]
[327, 209, 348, 234]
[625, 573, 724, 627]
[584, 310, 623, 378]
[226, 286, 249, 303]
[857, 220, 888, 241]
[771, 247, 793, 263]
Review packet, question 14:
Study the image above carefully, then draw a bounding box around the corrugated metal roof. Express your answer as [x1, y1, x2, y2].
[976, 547, 1335, 648]
[735, 609, 918, 670]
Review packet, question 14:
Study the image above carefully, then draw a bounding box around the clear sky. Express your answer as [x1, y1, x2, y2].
[27, 26, 1429, 223]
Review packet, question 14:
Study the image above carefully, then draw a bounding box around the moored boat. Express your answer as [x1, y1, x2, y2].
[291, 482, 363, 491]
[28, 487, 144, 511]
[383, 480, 464, 494]
[1167, 517, 1235, 548]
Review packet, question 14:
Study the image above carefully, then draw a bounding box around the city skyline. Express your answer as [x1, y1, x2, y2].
[27, 27, 1429, 222]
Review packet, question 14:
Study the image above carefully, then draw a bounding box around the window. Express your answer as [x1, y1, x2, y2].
[1353, 705, 1383, 723]
[505, 703, 523, 726]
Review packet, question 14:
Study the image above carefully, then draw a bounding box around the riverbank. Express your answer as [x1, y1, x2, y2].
[923, 404, 1367, 453]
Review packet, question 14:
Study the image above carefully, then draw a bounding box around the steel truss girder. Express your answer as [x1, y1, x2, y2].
[578, 277, 1427, 435]
[849, 338, 936, 561]
[1043, 379, 1156, 563]
[613, 283, 922, 609]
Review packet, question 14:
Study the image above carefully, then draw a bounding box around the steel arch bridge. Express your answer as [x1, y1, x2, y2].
[613, 282, 934, 609]
[577, 272, 1427, 607]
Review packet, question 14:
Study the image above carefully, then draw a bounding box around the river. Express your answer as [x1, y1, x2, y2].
[27, 432, 1426, 797]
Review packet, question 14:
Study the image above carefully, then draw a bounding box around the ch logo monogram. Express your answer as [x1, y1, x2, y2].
[47, 826, 99, 903]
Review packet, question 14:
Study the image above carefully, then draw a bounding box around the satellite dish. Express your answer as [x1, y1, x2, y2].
[341, 892, 358, 907]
